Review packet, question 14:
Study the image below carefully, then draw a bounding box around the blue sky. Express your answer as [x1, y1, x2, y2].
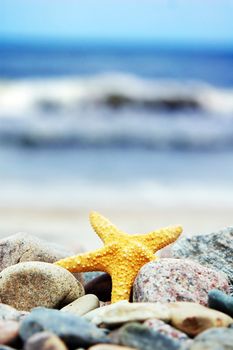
[1, 0, 233, 46]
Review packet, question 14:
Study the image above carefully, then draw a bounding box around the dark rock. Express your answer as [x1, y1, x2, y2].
[83, 272, 104, 284]
[133, 258, 230, 306]
[85, 273, 112, 302]
[0, 262, 84, 311]
[189, 327, 233, 350]
[118, 322, 181, 350]
[24, 331, 68, 350]
[19, 307, 110, 349]
[171, 227, 233, 289]
[208, 289, 233, 318]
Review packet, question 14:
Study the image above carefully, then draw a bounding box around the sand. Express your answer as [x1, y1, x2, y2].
[0, 205, 232, 251]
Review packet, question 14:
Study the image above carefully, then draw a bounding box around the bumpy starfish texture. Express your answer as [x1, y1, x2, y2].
[55, 212, 182, 303]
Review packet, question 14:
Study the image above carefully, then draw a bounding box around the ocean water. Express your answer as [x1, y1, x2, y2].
[0, 42, 233, 242]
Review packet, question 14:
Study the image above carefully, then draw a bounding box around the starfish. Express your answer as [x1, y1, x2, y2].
[55, 212, 182, 303]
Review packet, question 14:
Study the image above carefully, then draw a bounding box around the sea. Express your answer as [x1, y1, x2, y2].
[0, 41, 233, 247]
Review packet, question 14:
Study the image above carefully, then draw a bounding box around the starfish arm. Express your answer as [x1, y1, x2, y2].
[111, 269, 137, 303]
[54, 246, 109, 273]
[133, 226, 183, 253]
[90, 211, 125, 244]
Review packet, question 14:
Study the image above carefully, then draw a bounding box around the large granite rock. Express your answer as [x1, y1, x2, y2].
[0, 262, 84, 311]
[170, 227, 233, 288]
[133, 258, 230, 306]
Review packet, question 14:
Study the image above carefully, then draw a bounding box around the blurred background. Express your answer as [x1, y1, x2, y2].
[0, 0, 233, 250]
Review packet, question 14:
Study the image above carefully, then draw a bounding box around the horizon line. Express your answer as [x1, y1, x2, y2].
[1, 35, 233, 50]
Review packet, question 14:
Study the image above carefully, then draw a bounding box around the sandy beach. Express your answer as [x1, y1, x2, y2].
[0, 205, 232, 251]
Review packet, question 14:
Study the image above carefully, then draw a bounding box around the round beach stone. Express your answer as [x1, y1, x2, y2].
[189, 327, 233, 350]
[20, 307, 110, 348]
[133, 258, 230, 306]
[208, 289, 233, 318]
[118, 322, 180, 350]
[88, 345, 135, 350]
[25, 332, 68, 350]
[84, 300, 170, 326]
[168, 302, 233, 336]
[0, 262, 84, 311]
[61, 294, 100, 316]
[0, 320, 19, 345]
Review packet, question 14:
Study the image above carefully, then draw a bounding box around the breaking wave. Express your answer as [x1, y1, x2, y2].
[1, 73, 233, 150]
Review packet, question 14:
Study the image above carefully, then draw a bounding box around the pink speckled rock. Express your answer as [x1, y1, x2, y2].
[133, 258, 230, 306]
[143, 318, 190, 343]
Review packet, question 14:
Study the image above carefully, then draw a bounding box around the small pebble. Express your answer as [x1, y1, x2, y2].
[118, 322, 180, 350]
[0, 320, 19, 345]
[144, 318, 190, 342]
[88, 345, 135, 350]
[168, 302, 233, 336]
[208, 289, 233, 318]
[189, 327, 233, 350]
[25, 331, 68, 350]
[61, 294, 100, 316]
[0, 303, 28, 321]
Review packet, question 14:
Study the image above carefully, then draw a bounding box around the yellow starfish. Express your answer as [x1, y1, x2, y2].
[55, 212, 182, 303]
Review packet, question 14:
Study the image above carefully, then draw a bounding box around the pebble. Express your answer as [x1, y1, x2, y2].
[208, 289, 233, 318]
[84, 300, 170, 325]
[170, 227, 233, 289]
[133, 258, 230, 306]
[189, 327, 233, 350]
[19, 307, 110, 348]
[85, 273, 112, 302]
[168, 302, 233, 336]
[0, 262, 84, 311]
[61, 294, 100, 316]
[88, 345, 135, 350]
[0, 303, 28, 321]
[118, 322, 181, 350]
[143, 318, 190, 342]
[24, 331, 68, 350]
[0, 320, 19, 345]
